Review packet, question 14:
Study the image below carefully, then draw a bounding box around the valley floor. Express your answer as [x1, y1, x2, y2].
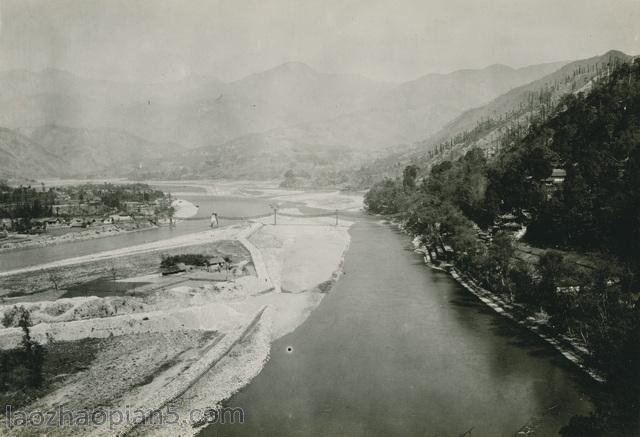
[0, 187, 358, 436]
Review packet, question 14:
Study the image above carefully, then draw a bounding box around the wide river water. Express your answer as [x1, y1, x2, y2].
[0, 195, 273, 271]
[0, 196, 597, 436]
[203, 217, 596, 437]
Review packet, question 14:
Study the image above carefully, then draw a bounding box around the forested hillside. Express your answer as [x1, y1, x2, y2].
[365, 58, 640, 436]
[352, 50, 633, 188]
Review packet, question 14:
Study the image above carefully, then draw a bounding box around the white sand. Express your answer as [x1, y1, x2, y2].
[171, 198, 199, 218]
[277, 207, 304, 215]
[270, 190, 364, 211]
[129, 309, 272, 437]
[149, 179, 284, 198]
[250, 213, 353, 293]
[147, 180, 364, 212]
[0, 303, 248, 349]
[150, 209, 351, 436]
[0, 187, 357, 435]
[230, 290, 324, 339]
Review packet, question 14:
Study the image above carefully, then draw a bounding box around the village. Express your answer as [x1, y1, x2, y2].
[0, 182, 175, 250]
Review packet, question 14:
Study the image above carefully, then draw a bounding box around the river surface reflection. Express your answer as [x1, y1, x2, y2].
[204, 219, 595, 437]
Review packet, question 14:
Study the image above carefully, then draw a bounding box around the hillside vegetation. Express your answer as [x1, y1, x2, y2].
[353, 50, 633, 188]
[365, 58, 640, 436]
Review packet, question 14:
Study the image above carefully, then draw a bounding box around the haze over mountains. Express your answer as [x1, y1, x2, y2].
[18, 125, 184, 177]
[0, 128, 68, 180]
[353, 50, 635, 187]
[430, 51, 634, 147]
[4, 54, 626, 183]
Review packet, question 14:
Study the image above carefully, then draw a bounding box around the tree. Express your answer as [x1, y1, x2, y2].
[364, 178, 407, 214]
[167, 206, 176, 226]
[108, 262, 118, 293]
[488, 232, 516, 296]
[17, 308, 44, 388]
[223, 256, 233, 280]
[402, 165, 419, 190]
[48, 271, 62, 290]
[524, 143, 554, 180]
[2, 306, 21, 328]
[508, 259, 537, 302]
[281, 169, 302, 189]
[562, 302, 640, 436]
[537, 251, 565, 301]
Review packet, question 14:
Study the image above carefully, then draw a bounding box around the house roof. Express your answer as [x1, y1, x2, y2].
[208, 256, 226, 264]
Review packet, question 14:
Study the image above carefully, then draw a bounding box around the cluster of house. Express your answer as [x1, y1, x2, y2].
[52, 198, 158, 219]
[0, 198, 165, 234]
[476, 212, 530, 244]
[0, 216, 132, 233]
[473, 167, 567, 244]
[161, 257, 250, 280]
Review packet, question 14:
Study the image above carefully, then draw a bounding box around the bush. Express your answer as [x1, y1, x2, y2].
[160, 254, 209, 269]
[17, 309, 44, 388]
[1, 306, 21, 328]
[508, 260, 538, 303]
[0, 307, 45, 392]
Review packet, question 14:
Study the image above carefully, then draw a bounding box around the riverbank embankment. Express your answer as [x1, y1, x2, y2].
[408, 232, 604, 383]
[0, 222, 158, 254]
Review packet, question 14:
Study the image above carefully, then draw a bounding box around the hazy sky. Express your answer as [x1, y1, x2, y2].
[1, 0, 639, 83]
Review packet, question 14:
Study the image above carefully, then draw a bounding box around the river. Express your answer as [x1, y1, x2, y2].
[0, 195, 597, 435]
[0, 195, 273, 271]
[203, 218, 595, 437]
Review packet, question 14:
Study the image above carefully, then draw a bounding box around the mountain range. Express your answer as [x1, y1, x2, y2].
[1, 53, 627, 183]
[346, 50, 635, 188]
[0, 128, 67, 180]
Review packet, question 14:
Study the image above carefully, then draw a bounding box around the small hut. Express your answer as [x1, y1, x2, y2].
[207, 256, 226, 272]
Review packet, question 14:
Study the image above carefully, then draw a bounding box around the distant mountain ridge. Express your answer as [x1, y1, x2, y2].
[0, 128, 68, 180]
[216, 60, 569, 153]
[349, 50, 635, 187]
[429, 50, 633, 148]
[0, 63, 396, 149]
[130, 60, 567, 180]
[20, 125, 185, 177]
[2, 56, 616, 183]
